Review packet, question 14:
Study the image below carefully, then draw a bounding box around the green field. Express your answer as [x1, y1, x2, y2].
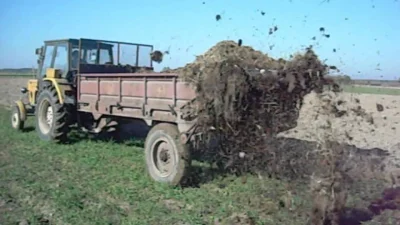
[342, 85, 400, 96]
[0, 107, 397, 225]
[0, 107, 314, 225]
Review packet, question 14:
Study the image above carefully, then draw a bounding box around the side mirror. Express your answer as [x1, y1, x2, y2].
[35, 47, 43, 55]
[21, 88, 28, 94]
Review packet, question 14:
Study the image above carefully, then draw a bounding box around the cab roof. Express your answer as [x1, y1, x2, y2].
[43, 38, 153, 48]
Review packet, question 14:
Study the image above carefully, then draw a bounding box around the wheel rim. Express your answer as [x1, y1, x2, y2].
[38, 99, 52, 134]
[46, 106, 53, 125]
[151, 138, 176, 177]
[11, 110, 19, 128]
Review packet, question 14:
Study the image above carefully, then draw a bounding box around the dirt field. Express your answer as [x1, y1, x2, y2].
[0, 77, 31, 107]
[280, 92, 400, 152]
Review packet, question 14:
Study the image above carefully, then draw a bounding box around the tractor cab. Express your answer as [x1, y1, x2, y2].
[35, 38, 155, 83]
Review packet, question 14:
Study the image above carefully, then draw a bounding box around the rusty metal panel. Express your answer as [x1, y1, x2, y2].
[80, 94, 97, 102]
[152, 111, 175, 122]
[147, 81, 174, 99]
[121, 96, 145, 106]
[111, 107, 143, 118]
[121, 81, 144, 97]
[118, 77, 122, 102]
[80, 80, 97, 94]
[100, 95, 119, 102]
[99, 81, 119, 96]
[147, 99, 175, 109]
[176, 83, 197, 100]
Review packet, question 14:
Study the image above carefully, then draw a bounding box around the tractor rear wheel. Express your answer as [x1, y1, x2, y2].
[145, 123, 191, 186]
[35, 86, 69, 142]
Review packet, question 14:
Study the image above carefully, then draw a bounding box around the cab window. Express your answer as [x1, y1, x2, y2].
[53, 43, 68, 76]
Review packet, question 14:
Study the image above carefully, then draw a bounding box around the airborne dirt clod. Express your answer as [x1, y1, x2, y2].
[150, 50, 163, 63]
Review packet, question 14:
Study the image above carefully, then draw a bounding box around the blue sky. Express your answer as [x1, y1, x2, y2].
[0, 0, 399, 79]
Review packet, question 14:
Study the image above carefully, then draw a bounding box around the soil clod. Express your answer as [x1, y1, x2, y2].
[150, 50, 163, 63]
[376, 103, 384, 112]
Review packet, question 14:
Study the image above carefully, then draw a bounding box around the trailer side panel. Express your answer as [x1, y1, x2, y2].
[77, 73, 197, 127]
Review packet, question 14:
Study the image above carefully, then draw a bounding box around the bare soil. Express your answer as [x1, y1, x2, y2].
[0, 77, 30, 107]
[279, 91, 400, 156]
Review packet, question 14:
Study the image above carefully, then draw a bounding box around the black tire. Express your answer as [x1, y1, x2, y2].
[145, 123, 191, 186]
[35, 86, 69, 142]
[11, 105, 24, 131]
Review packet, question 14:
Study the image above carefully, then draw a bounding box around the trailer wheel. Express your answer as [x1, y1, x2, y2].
[11, 105, 24, 131]
[35, 86, 69, 142]
[145, 123, 191, 186]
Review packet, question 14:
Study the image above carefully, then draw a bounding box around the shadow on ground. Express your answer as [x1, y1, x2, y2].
[21, 126, 35, 133]
[338, 187, 400, 225]
[63, 120, 150, 147]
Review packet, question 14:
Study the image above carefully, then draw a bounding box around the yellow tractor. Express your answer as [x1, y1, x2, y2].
[10, 38, 132, 142]
[11, 39, 80, 142]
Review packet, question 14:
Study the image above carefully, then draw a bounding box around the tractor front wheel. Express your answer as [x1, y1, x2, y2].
[11, 105, 24, 131]
[35, 86, 69, 142]
[145, 123, 191, 186]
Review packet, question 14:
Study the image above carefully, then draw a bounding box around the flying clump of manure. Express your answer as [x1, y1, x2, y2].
[150, 50, 164, 63]
[172, 40, 333, 172]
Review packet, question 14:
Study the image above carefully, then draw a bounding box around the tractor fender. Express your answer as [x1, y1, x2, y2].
[15, 100, 27, 121]
[43, 78, 73, 105]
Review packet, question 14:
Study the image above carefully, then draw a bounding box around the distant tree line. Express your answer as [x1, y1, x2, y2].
[329, 75, 352, 85]
[0, 68, 36, 74]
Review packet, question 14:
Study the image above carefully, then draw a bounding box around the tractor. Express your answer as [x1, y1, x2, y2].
[11, 38, 155, 142]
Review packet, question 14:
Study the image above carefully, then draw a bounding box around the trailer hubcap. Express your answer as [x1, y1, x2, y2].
[152, 138, 175, 177]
